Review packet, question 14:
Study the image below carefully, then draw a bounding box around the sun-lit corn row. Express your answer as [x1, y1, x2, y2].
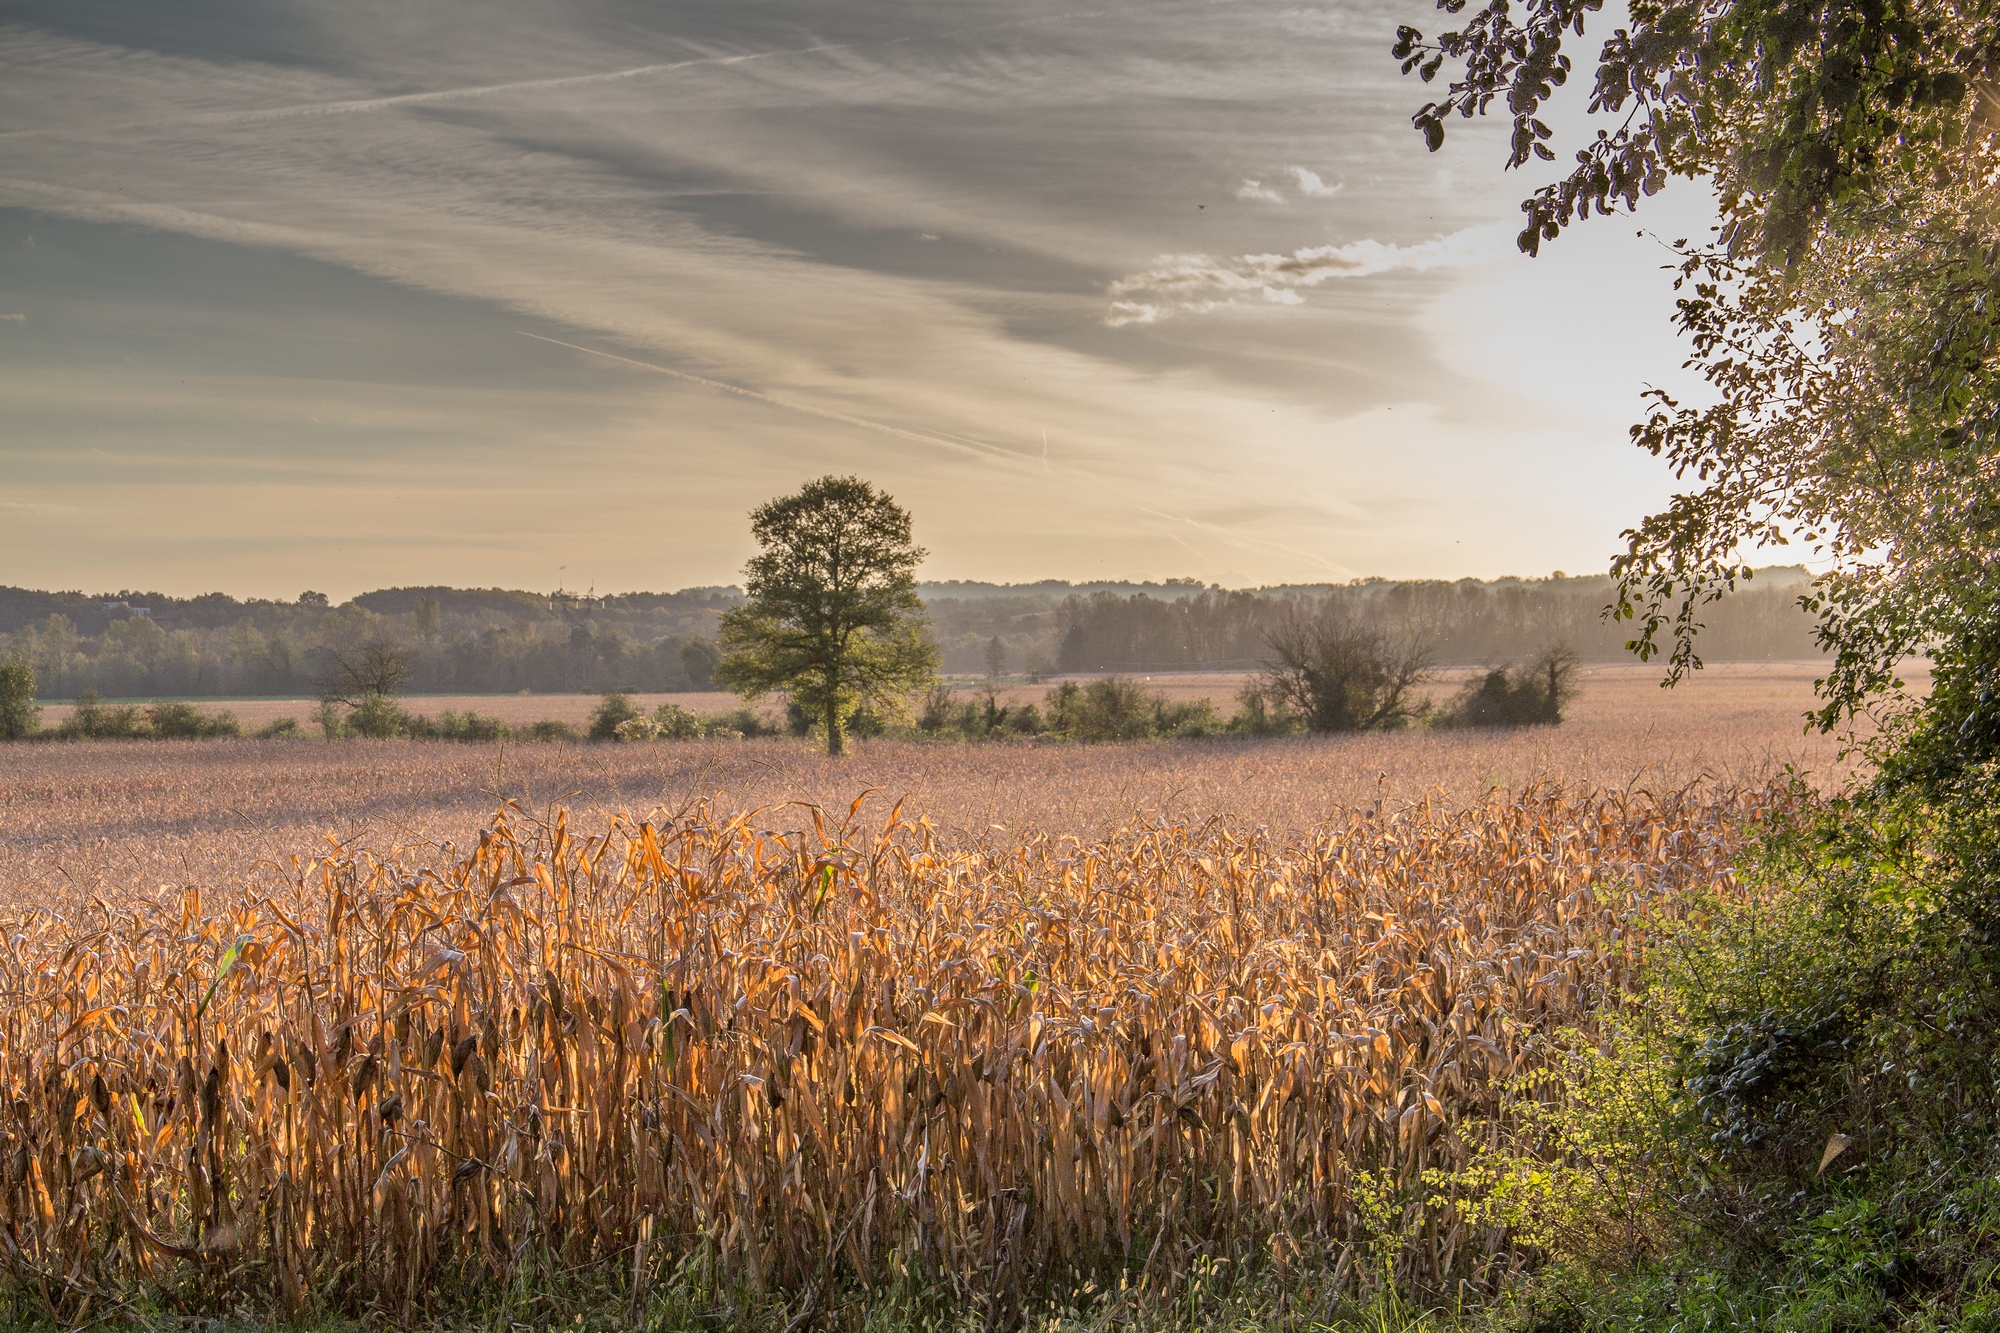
[0, 784, 1782, 1319]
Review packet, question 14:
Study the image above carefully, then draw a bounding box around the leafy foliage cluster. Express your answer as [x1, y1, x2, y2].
[1399, 0, 2000, 724]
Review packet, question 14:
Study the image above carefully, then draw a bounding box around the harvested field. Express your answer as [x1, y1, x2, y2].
[32, 693, 750, 733]
[0, 781, 1786, 1320]
[0, 664, 1865, 915]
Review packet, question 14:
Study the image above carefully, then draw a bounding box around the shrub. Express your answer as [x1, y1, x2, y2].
[1437, 645, 1579, 729]
[1003, 702, 1043, 735]
[0, 654, 39, 740]
[59, 691, 151, 738]
[346, 693, 414, 738]
[706, 705, 779, 738]
[653, 703, 706, 739]
[256, 716, 303, 739]
[1154, 697, 1222, 738]
[1044, 677, 1157, 741]
[1258, 606, 1431, 732]
[1228, 686, 1295, 736]
[145, 701, 243, 738]
[589, 692, 641, 740]
[418, 710, 508, 741]
[613, 716, 660, 742]
[525, 719, 582, 742]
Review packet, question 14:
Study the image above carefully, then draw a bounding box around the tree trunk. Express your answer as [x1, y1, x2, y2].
[825, 695, 844, 756]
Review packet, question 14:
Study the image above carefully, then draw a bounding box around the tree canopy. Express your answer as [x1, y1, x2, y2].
[1397, 0, 2000, 724]
[716, 476, 939, 755]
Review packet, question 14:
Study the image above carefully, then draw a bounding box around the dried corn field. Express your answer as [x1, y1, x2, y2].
[0, 781, 1791, 1322]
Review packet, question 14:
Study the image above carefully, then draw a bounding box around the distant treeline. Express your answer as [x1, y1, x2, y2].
[0, 569, 1823, 699]
[929, 570, 1824, 674]
[0, 586, 734, 699]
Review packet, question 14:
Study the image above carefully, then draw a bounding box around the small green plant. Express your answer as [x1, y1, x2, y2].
[255, 716, 303, 739]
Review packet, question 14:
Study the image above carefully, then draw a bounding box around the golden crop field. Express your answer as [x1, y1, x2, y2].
[0, 779, 1786, 1322]
[0, 663, 1867, 1321]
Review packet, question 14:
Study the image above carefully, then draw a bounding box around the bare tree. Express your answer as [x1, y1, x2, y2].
[1257, 603, 1432, 733]
[321, 642, 412, 706]
[319, 642, 414, 737]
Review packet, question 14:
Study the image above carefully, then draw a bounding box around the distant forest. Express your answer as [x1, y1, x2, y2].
[0, 570, 1824, 699]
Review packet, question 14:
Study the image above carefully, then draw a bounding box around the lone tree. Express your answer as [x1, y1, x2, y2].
[717, 476, 940, 755]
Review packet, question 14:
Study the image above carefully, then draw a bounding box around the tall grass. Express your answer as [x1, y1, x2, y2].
[0, 782, 1787, 1322]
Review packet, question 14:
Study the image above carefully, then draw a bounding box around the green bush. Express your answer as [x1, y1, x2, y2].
[525, 719, 582, 742]
[613, 716, 659, 741]
[589, 692, 641, 740]
[705, 705, 779, 738]
[1044, 677, 1155, 741]
[652, 703, 706, 739]
[145, 701, 242, 738]
[346, 693, 415, 738]
[408, 709, 509, 741]
[256, 716, 303, 739]
[1444, 756, 2000, 1332]
[0, 654, 39, 740]
[1226, 686, 1295, 736]
[1040, 677, 1218, 741]
[59, 691, 152, 738]
[914, 684, 1044, 740]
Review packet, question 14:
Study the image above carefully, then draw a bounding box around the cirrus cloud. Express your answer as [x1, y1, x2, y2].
[1104, 224, 1507, 325]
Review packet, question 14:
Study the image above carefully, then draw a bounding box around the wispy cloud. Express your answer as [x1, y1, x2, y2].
[0, 313, 25, 321]
[0, 3, 1685, 591]
[1289, 166, 1342, 197]
[1104, 225, 1507, 325]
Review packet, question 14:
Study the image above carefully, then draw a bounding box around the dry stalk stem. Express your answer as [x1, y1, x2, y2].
[0, 783, 1782, 1320]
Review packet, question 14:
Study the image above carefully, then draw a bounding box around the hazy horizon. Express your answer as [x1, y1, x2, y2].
[3, 0, 1724, 597]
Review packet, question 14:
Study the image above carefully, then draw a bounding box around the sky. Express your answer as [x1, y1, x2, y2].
[0, 0, 1722, 599]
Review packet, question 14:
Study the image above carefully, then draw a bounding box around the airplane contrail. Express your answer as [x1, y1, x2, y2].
[0, 44, 846, 139]
[516, 331, 1017, 463]
[188, 47, 843, 127]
